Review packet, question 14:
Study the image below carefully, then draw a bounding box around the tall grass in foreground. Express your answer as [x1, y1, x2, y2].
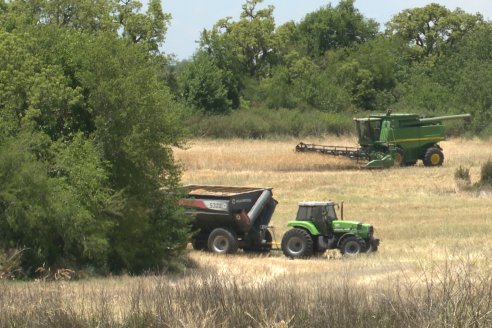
[1, 256, 491, 328]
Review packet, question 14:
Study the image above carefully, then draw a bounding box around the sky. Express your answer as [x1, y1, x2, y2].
[158, 1, 492, 60]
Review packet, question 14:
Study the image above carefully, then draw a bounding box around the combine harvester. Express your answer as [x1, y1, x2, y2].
[296, 111, 471, 168]
[180, 185, 379, 258]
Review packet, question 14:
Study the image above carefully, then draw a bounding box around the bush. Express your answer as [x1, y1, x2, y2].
[480, 158, 492, 186]
[184, 108, 354, 138]
[0, 248, 24, 280]
[454, 165, 472, 191]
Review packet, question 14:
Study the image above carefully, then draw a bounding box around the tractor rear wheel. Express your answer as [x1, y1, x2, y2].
[281, 228, 313, 259]
[207, 228, 238, 254]
[340, 236, 366, 256]
[423, 147, 444, 167]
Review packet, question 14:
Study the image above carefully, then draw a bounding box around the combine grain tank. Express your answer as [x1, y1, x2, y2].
[179, 185, 277, 254]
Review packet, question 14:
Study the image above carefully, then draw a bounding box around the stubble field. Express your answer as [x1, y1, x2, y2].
[2, 137, 492, 327]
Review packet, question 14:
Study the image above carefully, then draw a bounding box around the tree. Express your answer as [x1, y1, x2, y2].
[177, 53, 238, 113]
[386, 3, 483, 57]
[200, 0, 278, 78]
[296, 0, 379, 57]
[0, 0, 189, 275]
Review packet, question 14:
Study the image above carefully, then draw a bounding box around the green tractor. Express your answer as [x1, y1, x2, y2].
[296, 111, 471, 168]
[281, 201, 379, 258]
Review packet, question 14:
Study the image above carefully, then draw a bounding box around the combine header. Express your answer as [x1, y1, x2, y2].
[296, 111, 471, 168]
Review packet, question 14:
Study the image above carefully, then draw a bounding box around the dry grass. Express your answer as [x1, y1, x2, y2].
[2, 136, 492, 327]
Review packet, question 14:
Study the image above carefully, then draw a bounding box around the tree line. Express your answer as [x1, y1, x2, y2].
[0, 0, 490, 276]
[175, 0, 491, 137]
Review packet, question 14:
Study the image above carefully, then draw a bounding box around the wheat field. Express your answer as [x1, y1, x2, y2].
[2, 137, 492, 327]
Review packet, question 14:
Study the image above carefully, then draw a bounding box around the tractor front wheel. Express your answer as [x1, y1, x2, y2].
[340, 236, 366, 256]
[281, 228, 313, 259]
[423, 147, 444, 167]
[207, 228, 238, 254]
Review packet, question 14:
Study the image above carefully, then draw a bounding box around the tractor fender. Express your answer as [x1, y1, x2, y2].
[286, 221, 320, 236]
[336, 233, 358, 248]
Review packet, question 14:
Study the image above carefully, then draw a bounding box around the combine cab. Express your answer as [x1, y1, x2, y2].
[296, 111, 471, 168]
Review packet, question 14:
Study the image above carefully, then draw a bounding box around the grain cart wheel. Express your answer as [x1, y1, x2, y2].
[281, 228, 313, 259]
[394, 148, 406, 167]
[423, 147, 444, 167]
[207, 228, 238, 254]
[340, 236, 366, 256]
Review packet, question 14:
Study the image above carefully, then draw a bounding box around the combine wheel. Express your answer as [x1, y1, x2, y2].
[394, 148, 406, 167]
[281, 228, 314, 259]
[207, 228, 238, 254]
[423, 147, 444, 167]
[340, 236, 366, 256]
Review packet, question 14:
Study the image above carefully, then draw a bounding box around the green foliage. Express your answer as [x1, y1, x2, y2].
[386, 3, 483, 57]
[199, 0, 278, 78]
[296, 0, 379, 57]
[0, 0, 189, 275]
[184, 107, 353, 138]
[177, 53, 238, 113]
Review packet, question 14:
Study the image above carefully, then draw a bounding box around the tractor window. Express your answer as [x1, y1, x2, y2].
[324, 206, 337, 220]
[296, 206, 321, 221]
[296, 206, 310, 221]
[356, 120, 381, 142]
[296, 205, 337, 221]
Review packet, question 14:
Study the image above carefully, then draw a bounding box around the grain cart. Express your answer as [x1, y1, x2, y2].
[282, 201, 379, 258]
[179, 185, 277, 254]
[296, 111, 471, 168]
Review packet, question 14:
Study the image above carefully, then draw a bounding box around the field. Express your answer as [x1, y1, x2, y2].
[2, 137, 492, 327]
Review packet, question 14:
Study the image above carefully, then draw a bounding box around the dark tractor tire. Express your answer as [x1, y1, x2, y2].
[340, 236, 367, 256]
[243, 230, 273, 254]
[281, 228, 314, 259]
[423, 147, 444, 167]
[207, 228, 238, 254]
[394, 148, 406, 167]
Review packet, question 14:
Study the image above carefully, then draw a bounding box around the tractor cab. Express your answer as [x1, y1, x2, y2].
[355, 118, 382, 146]
[296, 201, 338, 236]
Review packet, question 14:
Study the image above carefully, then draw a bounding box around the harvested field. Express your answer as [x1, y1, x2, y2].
[2, 137, 492, 327]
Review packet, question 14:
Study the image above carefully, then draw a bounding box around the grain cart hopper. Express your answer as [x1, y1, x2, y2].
[296, 111, 471, 168]
[179, 185, 277, 254]
[282, 200, 379, 258]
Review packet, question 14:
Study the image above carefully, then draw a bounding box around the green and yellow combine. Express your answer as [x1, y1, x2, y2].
[296, 111, 471, 168]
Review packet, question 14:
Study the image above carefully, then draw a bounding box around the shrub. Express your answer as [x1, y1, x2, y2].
[0, 248, 24, 280]
[480, 158, 492, 186]
[184, 108, 354, 138]
[454, 165, 471, 190]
